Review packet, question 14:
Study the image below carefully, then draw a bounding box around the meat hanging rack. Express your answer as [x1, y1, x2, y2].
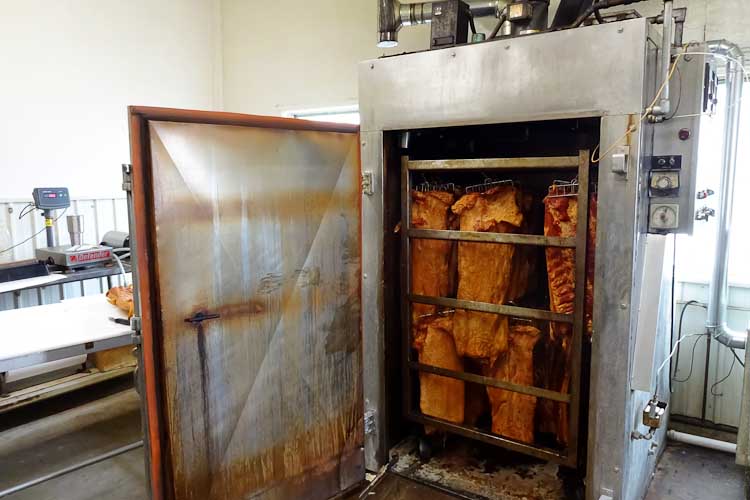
[402, 151, 591, 467]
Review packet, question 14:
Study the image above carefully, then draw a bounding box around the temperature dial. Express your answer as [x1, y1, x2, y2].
[649, 170, 680, 197]
[650, 204, 680, 231]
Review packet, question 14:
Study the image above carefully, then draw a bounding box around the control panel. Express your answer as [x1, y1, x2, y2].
[648, 155, 683, 232]
[649, 48, 714, 234]
[32, 187, 70, 211]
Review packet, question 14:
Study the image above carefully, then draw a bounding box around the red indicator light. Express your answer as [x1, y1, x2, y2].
[47, 193, 57, 198]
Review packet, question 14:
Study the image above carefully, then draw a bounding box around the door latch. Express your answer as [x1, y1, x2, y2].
[184, 311, 221, 324]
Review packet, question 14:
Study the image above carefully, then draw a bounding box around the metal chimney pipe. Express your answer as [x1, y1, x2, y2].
[378, 0, 401, 48]
[705, 40, 746, 350]
[400, 1, 433, 27]
[378, 0, 504, 48]
[466, 0, 501, 17]
[652, 0, 674, 116]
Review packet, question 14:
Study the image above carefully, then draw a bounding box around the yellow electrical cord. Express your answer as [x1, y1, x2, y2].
[591, 45, 688, 164]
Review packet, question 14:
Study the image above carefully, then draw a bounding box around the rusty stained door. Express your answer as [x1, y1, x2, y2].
[133, 109, 363, 500]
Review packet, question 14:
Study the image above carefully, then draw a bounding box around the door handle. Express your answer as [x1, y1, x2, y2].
[184, 311, 221, 324]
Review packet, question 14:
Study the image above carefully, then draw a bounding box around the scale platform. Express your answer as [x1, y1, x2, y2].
[35, 245, 113, 268]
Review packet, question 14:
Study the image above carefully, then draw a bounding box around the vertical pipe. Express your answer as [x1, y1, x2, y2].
[706, 46, 743, 332]
[43, 209, 55, 247]
[701, 337, 711, 421]
[378, 0, 401, 48]
[651, 0, 674, 116]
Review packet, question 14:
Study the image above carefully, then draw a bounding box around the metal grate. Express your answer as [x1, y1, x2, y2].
[400, 152, 590, 466]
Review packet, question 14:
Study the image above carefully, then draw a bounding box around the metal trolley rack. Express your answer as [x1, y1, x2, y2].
[400, 150, 591, 467]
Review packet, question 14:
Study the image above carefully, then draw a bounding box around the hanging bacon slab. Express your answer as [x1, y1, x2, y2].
[410, 190, 463, 426]
[485, 324, 541, 443]
[413, 315, 465, 425]
[451, 186, 524, 365]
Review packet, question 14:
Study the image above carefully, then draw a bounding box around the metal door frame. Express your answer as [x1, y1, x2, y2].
[127, 106, 360, 500]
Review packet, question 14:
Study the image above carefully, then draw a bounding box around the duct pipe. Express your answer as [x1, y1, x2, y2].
[378, 0, 401, 47]
[705, 40, 746, 350]
[378, 0, 504, 47]
[667, 430, 737, 455]
[652, 0, 674, 116]
[466, 0, 502, 17]
[509, 0, 549, 36]
[400, 1, 433, 27]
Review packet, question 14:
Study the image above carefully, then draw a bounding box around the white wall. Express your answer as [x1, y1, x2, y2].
[0, 0, 223, 201]
[221, 0, 426, 115]
[221, 0, 750, 116]
[221, 0, 502, 115]
[2, 1, 748, 201]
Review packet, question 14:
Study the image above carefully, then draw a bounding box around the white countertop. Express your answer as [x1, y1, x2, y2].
[0, 294, 131, 363]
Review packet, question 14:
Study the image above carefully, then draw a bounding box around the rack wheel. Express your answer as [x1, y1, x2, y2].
[418, 436, 433, 461]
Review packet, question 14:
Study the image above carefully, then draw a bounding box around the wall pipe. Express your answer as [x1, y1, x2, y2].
[705, 40, 746, 350]
[667, 430, 737, 455]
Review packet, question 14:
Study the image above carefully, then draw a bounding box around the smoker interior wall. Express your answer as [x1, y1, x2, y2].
[382, 132, 407, 450]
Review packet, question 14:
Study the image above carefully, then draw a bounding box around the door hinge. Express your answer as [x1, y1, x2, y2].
[362, 171, 374, 196]
[130, 315, 142, 344]
[121, 163, 133, 192]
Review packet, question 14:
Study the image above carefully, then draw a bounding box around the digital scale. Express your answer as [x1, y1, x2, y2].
[31, 187, 114, 269]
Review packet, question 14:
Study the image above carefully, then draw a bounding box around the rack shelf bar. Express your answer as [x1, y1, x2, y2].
[407, 156, 579, 171]
[406, 412, 572, 465]
[409, 362, 570, 403]
[409, 294, 574, 324]
[408, 228, 576, 248]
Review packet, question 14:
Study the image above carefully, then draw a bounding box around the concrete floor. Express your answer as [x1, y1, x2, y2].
[645, 442, 747, 500]
[0, 381, 746, 500]
[0, 379, 146, 500]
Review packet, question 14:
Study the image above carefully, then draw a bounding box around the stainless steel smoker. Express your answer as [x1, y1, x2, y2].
[358, 15, 715, 500]
[127, 4, 744, 500]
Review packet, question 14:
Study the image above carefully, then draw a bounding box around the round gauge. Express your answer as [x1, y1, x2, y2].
[652, 205, 678, 229]
[655, 175, 674, 190]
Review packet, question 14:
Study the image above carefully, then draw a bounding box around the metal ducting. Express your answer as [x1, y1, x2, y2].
[705, 40, 746, 350]
[378, 0, 503, 47]
[550, 0, 593, 28]
[652, 0, 674, 116]
[378, 0, 401, 47]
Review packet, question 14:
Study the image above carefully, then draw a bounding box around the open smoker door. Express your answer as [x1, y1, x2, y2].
[129, 107, 364, 500]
